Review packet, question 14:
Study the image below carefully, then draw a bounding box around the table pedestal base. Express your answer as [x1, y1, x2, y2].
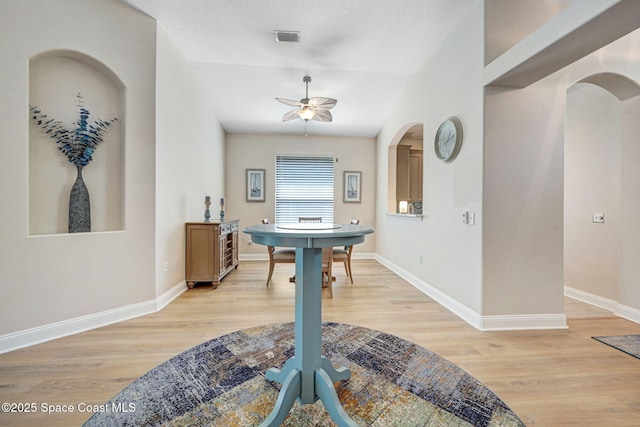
[256, 247, 359, 426]
[259, 356, 357, 427]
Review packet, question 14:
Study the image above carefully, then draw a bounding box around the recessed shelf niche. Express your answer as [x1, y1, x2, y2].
[29, 50, 124, 235]
[387, 123, 424, 215]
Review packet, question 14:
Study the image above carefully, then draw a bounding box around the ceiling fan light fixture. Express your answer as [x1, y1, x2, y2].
[298, 106, 315, 121]
[276, 75, 336, 131]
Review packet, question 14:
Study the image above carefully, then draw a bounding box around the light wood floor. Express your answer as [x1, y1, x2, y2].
[1, 260, 639, 426]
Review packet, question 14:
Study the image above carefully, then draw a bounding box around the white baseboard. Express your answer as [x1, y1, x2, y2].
[564, 286, 640, 324]
[479, 314, 568, 331]
[18, 262, 636, 353]
[564, 286, 617, 311]
[0, 281, 188, 354]
[376, 254, 567, 331]
[157, 280, 188, 310]
[616, 304, 640, 324]
[374, 254, 482, 328]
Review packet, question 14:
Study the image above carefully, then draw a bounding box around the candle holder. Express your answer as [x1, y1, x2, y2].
[219, 198, 225, 222]
[204, 199, 212, 222]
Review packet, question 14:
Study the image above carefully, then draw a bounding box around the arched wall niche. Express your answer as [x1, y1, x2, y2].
[29, 49, 125, 235]
[577, 72, 640, 101]
[564, 71, 640, 309]
[387, 122, 423, 214]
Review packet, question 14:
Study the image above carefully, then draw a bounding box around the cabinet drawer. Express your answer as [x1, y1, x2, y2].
[230, 222, 239, 232]
[220, 223, 231, 235]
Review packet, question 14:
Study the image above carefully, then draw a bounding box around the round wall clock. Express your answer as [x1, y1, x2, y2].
[434, 116, 463, 163]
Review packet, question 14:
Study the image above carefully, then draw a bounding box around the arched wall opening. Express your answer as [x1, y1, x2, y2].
[387, 122, 424, 215]
[29, 50, 125, 235]
[564, 72, 640, 312]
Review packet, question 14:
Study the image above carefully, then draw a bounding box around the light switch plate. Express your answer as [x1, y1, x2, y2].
[593, 213, 605, 223]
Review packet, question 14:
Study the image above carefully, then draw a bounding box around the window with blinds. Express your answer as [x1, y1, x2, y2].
[275, 155, 334, 224]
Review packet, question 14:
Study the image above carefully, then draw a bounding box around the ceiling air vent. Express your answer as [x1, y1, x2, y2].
[274, 30, 300, 43]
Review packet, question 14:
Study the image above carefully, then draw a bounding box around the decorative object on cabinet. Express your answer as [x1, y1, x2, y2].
[434, 116, 463, 163]
[30, 93, 118, 233]
[204, 196, 211, 222]
[246, 169, 265, 202]
[343, 171, 361, 203]
[185, 220, 239, 288]
[219, 197, 225, 221]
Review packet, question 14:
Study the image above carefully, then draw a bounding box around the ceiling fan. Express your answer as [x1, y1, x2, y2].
[276, 75, 337, 123]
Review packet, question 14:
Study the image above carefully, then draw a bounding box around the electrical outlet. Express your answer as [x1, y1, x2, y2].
[593, 213, 605, 223]
[163, 261, 169, 272]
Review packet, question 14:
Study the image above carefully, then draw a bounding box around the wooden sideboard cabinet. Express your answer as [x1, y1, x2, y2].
[185, 220, 239, 288]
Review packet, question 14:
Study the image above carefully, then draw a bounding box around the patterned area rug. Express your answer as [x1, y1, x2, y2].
[84, 322, 524, 426]
[592, 334, 640, 360]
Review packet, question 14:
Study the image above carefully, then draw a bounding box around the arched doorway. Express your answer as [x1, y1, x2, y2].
[564, 72, 640, 315]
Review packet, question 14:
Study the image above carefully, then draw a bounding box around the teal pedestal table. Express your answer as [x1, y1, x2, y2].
[243, 223, 374, 427]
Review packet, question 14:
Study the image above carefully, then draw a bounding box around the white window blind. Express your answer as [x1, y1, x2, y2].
[275, 155, 334, 224]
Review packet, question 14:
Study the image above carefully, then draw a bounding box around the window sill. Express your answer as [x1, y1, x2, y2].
[387, 213, 424, 221]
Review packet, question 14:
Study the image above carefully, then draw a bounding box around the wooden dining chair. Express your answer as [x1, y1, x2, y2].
[321, 247, 333, 298]
[261, 218, 295, 286]
[295, 217, 334, 297]
[332, 219, 359, 283]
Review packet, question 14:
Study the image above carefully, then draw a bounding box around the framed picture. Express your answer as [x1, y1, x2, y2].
[343, 171, 361, 203]
[246, 169, 265, 202]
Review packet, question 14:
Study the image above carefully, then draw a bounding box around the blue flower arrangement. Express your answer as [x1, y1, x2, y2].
[30, 93, 118, 167]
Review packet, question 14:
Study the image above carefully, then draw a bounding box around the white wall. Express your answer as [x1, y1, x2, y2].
[484, 28, 640, 321]
[483, 79, 566, 319]
[485, 0, 574, 64]
[155, 26, 225, 297]
[225, 133, 376, 257]
[0, 0, 157, 347]
[377, 3, 640, 328]
[375, 4, 484, 316]
[565, 80, 640, 319]
[620, 95, 640, 314]
[565, 84, 621, 300]
[2, 1, 639, 352]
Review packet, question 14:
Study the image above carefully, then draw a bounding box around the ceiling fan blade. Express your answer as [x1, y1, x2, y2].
[308, 97, 337, 109]
[277, 77, 337, 126]
[276, 97, 303, 107]
[282, 110, 300, 122]
[311, 109, 333, 122]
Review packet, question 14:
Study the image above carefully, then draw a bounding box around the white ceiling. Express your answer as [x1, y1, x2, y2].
[120, 0, 480, 137]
